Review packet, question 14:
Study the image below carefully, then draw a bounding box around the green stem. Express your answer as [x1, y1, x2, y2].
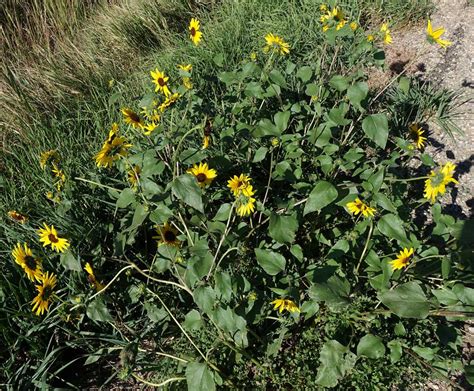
[389, 176, 429, 182]
[172, 125, 202, 178]
[355, 220, 373, 275]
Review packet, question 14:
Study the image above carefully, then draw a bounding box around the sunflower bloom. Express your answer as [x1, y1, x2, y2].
[271, 298, 300, 314]
[154, 223, 180, 246]
[142, 121, 159, 136]
[12, 243, 43, 282]
[150, 69, 171, 96]
[424, 162, 458, 203]
[236, 195, 256, 217]
[189, 18, 203, 45]
[426, 20, 451, 48]
[187, 162, 217, 187]
[380, 23, 392, 44]
[141, 106, 161, 122]
[40, 150, 59, 169]
[38, 223, 70, 253]
[31, 272, 57, 316]
[350, 22, 358, 31]
[8, 210, 28, 224]
[228, 174, 253, 197]
[390, 248, 414, 271]
[264, 33, 290, 55]
[178, 64, 193, 89]
[346, 198, 376, 218]
[84, 262, 105, 292]
[367, 34, 374, 42]
[122, 108, 144, 129]
[321, 7, 346, 31]
[127, 165, 141, 189]
[159, 93, 180, 112]
[409, 124, 427, 149]
[95, 124, 132, 168]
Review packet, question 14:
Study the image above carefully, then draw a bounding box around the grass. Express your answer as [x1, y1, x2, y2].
[3, 0, 465, 388]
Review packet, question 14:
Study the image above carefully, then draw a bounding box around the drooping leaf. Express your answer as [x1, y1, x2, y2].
[357, 334, 386, 359]
[315, 340, 357, 387]
[186, 362, 216, 391]
[268, 213, 298, 243]
[172, 174, 204, 213]
[362, 113, 389, 148]
[86, 298, 113, 322]
[303, 181, 338, 215]
[255, 248, 286, 275]
[378, 281, 430, 319]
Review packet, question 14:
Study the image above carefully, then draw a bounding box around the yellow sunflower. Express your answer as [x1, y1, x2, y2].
[31, 271, 57, 316]
[380, 23, 392, 44]
[409, 123, 427, 149]
[236, 196, 256, 217]
[7, 210, 28, 224]
[367, 34, 375, 42]
[154, 223, 180, 246]
[150, 69, 171, 96]
[350, 21, 358, 31]
[84, 262, 105, 292]
[127, 165, 141, 189]
[12, 243, 43, 282]
[37, 223, 70, 253]
[426, 20, 451, 48]
[159, 93, 180, 112]
[346, 198, 376, 218]
[141, 106, 161, 122]
[121, 108, 144, 129]
[390, 248, 414, 271]
[227, 174, 253, 197]
[424, 162, 458, 203]
[263, 33, 290, 55]
[177, 64, 193, 89]
[320, 7, 346, 31]
[187, 162, 217, 187]
[142, 121, 158, 136]
[39, 150, 59, 170]
[189, 18, 203, 46]
[95, 125, 131, 168]
[271, 298, 300, 314]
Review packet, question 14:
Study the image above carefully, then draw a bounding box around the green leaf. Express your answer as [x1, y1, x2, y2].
[193, 286, 216, 314]
[398, 76, 410, 93]
[413, 346, 437, 361]
[378, 281, 430, 319]
[303, 181, 338, 215]
[308, 276, 350, 307]
[268, 213, 298, 243]
[296, 66, 313, 83]
[144, 302, 168, 323]
[347, 82, 368, 112]
[373, 193, 397, 213]
[253, 146, 268, 162]
[128, 203, 148, 231]
[60, 251, 81, 271]
[362, 113, 389, 149]
[357, 334, 386, 359]
[172, 174, 204, 213]
[213, 203, 232, 221]
[255, 248, 286, 275]
[183, 309, 203, 331]
[149, 203, 173, 225]
[305, 83, 319, 96]
[116, 188, 135, 208]
[388, 340, 403, 363]
[465, 364, 474, 386]
[269, 69, 286, 87]
[329, 75, 349, 92]
[185, 362, 216, 391]
[377, 213, 408, 245]
[86, 298, 113, 322]
[315, 340, 357, 388]
[274, 111, 290, 133]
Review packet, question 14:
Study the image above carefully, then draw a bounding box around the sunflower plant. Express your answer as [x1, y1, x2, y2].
[3, 11, 472, 390]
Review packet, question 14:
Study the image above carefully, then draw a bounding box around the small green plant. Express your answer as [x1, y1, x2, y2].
[1, 1, 472, 389]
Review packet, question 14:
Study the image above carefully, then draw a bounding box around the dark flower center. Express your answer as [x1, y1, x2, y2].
[196, 173, 207, 182]
[48, 234, 59, 243]
[24, 255, 37, 270]
[158, 77, 165, 87]
[164, 230, 176, 242]
[190, 27, 196, 36]
[130, 112, 140, 122]
[42, 286, 53, 301]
